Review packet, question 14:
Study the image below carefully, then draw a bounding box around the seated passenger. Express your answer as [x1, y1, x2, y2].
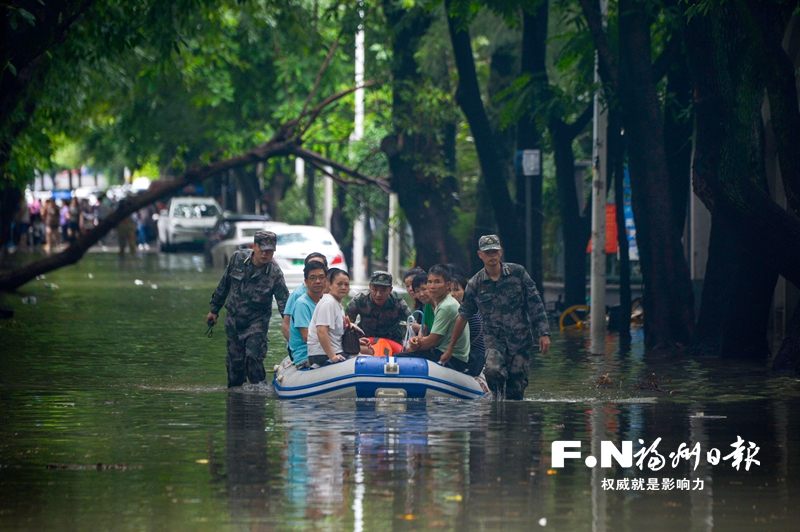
[281, 252, 328, 346]
[403, 267, 424, 301]
[307, 269, 356, 366]
[406, 264, 471, 369]
[289, 261, 328, 368]
[411, 272, 434, 336]
[345, 270, 411, 345]
[450, 274, 486, 376]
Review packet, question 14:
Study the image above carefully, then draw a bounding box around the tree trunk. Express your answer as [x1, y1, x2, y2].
[305, 164, 316, 226]
[330, 185, 351, 269]
[381, 0, 468, 271]
[619, 0, 695, 350]
[663, 50, 694, 240]
[685, 2, 800, 359]
[0, 186, 22, 261]
[550, 113, 592, 307]
[516, 6, 548, 290]
[445, 0, 523, 264]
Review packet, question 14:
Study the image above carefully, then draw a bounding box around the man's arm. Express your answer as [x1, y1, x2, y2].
[281, 315, 291, 342]
[409, 333, 442, 352]
[273, 269, 289, 316]
[345, 296, 359, 322]
[208, 253, 235, 324]
[298, 327, 309, 343]
[317, 325, 345, 363]
[522, 269, 551, 355]
[439, 315, 468, 364]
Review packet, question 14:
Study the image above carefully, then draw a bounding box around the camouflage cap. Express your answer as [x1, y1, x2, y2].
[254, 230, 277, 251]
[478, 234, 502, 251]
[369, 270, 393, 286]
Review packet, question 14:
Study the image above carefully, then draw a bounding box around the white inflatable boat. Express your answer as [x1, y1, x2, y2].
[273, 355, 489, 400]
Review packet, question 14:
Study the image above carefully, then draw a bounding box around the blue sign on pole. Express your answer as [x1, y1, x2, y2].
[623, 166, 639, 261]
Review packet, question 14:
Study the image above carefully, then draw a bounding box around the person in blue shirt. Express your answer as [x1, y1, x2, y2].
[281, 252, 328, 348]
[288, 260, 328, 367]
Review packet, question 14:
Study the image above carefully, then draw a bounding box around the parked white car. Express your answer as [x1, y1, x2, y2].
[210, 220, 288, 268]
[157, 196, 222, 252]
[210, 223, 347, 288]
[271, 225, 348, 287]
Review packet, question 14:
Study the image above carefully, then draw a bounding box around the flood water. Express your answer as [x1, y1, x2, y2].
[1, 252, 799, 531]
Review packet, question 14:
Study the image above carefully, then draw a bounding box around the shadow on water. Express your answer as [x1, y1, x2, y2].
[1, 253, 800, 531]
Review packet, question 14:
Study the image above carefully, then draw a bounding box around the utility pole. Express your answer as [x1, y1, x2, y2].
[590, 0, 608, 354]
[351, 6, 367, 285]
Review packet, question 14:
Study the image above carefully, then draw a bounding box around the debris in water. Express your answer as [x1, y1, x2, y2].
[88, 273, 94, 279]
[46, 463, 141, 471]
[195, 459, 209, 464]
[539, 517, 547, 526]
[35, 275, 46, 280]
[44, 283, 58, 290]
[21, 296, 37, 304]
[596, 374, 613, 388]
[634, 372, 671, 392]
[150, 284, 158, 290]
[134, 279, 144, 285]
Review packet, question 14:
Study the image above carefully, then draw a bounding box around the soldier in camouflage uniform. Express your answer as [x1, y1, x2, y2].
[345, 271, 412, 344]
[207, 230, 289, 388]
[442, 235, 551, 399]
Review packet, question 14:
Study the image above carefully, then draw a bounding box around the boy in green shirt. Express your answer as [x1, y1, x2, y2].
[407, 264, 471, 371]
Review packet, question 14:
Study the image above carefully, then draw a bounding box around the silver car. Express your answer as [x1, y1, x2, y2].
[157, 196, 222, 252]
[209, 220, 289, 268]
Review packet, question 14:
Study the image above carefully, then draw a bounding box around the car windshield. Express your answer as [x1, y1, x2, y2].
[277, 232, 332, 246]
[173, 203, 219, 218]
[241, 228, 262, 238]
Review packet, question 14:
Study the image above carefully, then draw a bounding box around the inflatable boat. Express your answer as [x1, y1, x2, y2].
[273, 355, 489, 400]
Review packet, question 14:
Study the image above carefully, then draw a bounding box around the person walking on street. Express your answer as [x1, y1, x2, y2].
[441, 234, 551, 400]
[207, 230, 289, 388]
[44, 199, 60, 253]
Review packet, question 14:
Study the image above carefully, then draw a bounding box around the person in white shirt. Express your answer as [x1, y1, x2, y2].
[306, 268, 351, 366]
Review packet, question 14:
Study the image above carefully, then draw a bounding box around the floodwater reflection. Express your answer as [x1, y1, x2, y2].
[0, 253, 799, 531]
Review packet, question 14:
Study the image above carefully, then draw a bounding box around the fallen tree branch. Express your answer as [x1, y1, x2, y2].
[1, 77, 390, 292]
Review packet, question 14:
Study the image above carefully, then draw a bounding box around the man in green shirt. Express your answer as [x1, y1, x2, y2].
[408, 264, 471, 370]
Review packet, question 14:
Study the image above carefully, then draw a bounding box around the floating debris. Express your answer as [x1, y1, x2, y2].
[596, 374, 614, 388]
[150, 284, 158, 290]
[21, 296, 37, 305]
[634, 372, 671, 392]
[539, 517, 547, 526]
[46, 463, 142, 471]
[35, 275, 46, 280]
[44, 283, 58, 290]
[134, 279, 144, 286]
[87, 273, 94, 279]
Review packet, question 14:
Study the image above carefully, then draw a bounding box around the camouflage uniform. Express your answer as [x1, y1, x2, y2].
[345, 284, 412, 345]
[458, 261, 550, 399]
[210, 247, 289, 387]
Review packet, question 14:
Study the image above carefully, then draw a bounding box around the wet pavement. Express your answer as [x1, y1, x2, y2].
[1, 252, 799, 531]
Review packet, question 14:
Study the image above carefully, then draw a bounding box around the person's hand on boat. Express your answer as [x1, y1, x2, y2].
[438, 349, 452, 365]
[206, 312, 218, 326]
[408, 337, 420, 351]
[539, 335, 551, 355]
[328, 354, 346, 363]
